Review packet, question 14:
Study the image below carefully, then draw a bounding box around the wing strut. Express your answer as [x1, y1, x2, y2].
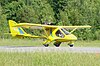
[70, 28, 78, 33]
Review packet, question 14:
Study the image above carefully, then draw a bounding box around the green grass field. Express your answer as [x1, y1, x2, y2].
[0, 52, 100, 66]
[0, 39, 100, 47]
[0, 39, 100, 66]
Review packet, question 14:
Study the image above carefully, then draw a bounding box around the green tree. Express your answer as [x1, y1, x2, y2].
[3, 0, 55, 23]
[0, 0, 100, 40]
[0, 6, 8, 38]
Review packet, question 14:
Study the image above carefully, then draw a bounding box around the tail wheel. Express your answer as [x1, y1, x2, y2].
[43, 44, 49, 47]
[54, 42, 61, 47]
[68, 44, 74, 47]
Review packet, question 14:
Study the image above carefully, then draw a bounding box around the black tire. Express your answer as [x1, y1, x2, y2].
[68, 44, 73, 47]
[43, 44, 49, 47]
[54, 42, 61, 47]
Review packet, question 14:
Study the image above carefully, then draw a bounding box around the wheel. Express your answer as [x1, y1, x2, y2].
[43, 44, 49, 47]
[54, 42, 61, 47]
[68, 44, 73, 47]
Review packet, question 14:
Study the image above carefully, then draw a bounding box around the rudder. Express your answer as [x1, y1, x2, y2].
[9, 20, 27, 37]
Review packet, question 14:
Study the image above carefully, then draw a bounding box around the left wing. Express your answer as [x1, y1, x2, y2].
[13, 23, 91, 29]
[9, 20, 91, 29]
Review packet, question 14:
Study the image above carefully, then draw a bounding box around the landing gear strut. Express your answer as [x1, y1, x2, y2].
[43, 40, 50, 47]
[54, 42, 61, 47]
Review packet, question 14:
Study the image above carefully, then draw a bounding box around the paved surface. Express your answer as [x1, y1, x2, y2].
[0, 46, 100, 53]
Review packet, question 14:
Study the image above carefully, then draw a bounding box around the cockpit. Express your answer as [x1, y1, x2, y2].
[56, 28, 70, 38]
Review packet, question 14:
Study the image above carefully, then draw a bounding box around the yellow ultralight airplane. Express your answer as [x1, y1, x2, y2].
[9, 20, 91, 47]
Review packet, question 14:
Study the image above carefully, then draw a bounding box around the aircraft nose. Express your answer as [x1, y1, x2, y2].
[67, 34, 77, 40]
[72, 35, 77, 40]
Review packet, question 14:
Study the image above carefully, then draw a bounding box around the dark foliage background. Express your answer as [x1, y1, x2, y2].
[0, 0, 100, 40]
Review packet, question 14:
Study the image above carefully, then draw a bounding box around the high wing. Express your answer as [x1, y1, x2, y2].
[10, 20, 91, 29]
[12, 23, 91, 29]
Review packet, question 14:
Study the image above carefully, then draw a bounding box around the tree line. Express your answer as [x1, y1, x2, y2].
[0, 0, 100, 40]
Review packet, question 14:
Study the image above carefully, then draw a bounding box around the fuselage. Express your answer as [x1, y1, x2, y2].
[47, 27, 77, 42]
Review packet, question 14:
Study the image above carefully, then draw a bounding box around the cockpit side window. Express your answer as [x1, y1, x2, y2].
[56, 30, 64, 38]
[61, 28, 70, 35]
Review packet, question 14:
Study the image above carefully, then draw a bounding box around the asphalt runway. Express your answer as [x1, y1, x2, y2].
[0, 46, 100, 53]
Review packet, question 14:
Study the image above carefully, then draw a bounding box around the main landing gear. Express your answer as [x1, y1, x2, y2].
[43, 44, 49, 47]
[43, 40, 74, 47]
[43, 42, 61, 47]
[43, 40, 50, 47]
[54, 42, 61, 47]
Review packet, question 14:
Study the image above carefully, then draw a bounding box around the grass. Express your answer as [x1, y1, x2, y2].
[0, 39, 100, 66]
[0, 52, 100, 66]
[75, 40, 100, 47]
[0, 38, 45, 46]
[0, 38, 100, 47]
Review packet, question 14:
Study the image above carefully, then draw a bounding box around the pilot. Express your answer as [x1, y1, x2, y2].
[56, 30, 64, 38]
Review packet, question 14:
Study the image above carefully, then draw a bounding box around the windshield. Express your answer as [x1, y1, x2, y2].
[61, 28, 70, 35]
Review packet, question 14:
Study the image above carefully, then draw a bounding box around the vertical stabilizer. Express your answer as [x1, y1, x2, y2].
[9, 20, 27, 37]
